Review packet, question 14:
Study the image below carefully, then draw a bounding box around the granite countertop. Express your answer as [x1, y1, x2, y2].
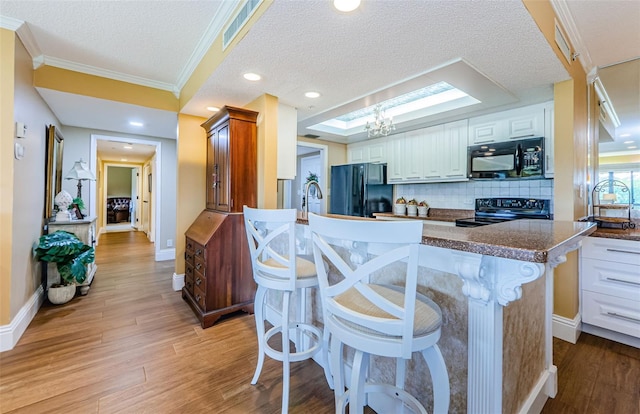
[590, 226, 640, 241]
[419, 219, 596, 262]
[298, 212, 597, 264]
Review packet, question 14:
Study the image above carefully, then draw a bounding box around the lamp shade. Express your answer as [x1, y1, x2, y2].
[65, 159, 95, 181]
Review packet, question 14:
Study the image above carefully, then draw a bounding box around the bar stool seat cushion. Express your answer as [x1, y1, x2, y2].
[263, 257, 317, 278]
[335, 285, 442, 337]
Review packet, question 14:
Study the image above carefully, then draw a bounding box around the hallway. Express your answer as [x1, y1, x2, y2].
[0, 231, 334, 413]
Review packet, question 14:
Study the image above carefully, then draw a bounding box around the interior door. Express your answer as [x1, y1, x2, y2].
[142, 163, 150, 235]
[131, 167, 139, 228]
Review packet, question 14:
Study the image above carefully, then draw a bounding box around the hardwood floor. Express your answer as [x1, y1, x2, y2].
[542, 334, 640, 414]
[1, 231, 638, 413]
[0, 231, 334, 413]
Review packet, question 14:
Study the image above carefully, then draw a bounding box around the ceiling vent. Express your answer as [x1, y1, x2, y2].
[303, 134, 320, 139]
[223, 0, 262, 50]
[554, 19, 572, 64]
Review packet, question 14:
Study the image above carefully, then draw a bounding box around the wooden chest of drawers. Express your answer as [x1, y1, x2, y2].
[182, 210, 255, 328]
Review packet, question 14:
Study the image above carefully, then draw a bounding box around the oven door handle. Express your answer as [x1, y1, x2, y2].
[515, 144, 523, 175]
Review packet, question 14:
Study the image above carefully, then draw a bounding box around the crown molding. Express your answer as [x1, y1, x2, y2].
[0, 16, 45, 69]
[42, 56, 176, 93]
[0, 15, 22, 31]
[175, 0, 240, 94]
[550, 0, 594, 74]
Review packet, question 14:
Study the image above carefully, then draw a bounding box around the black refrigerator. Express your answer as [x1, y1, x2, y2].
[330, 163, 393, 218]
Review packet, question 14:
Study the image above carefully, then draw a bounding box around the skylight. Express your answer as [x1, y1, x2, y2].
[309, 81, 480, 136]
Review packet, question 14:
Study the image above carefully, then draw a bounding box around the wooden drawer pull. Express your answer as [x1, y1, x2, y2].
[606, 312, 640, 324]
[606, 248, 640, 255]
[605, 277, 640, 287]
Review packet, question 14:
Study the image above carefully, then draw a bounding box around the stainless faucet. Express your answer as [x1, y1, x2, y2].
[303, 180, 323, 217]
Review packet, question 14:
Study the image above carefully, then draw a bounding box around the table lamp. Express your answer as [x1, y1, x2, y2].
[65, 159, 95, 200]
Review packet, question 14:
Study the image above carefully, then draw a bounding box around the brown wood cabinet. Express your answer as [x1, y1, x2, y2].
[182, 106, 258, 328]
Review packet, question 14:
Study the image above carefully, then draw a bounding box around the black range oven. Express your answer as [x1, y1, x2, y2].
[455, 198, 551, 228]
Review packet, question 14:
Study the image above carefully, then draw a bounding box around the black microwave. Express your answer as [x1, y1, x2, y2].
[468, 137, 544, 180]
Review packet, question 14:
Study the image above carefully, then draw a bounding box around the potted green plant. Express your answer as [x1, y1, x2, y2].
[35, 230, 95, 304]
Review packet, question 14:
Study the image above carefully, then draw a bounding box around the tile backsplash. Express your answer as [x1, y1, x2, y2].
[395, 179, 554, 212]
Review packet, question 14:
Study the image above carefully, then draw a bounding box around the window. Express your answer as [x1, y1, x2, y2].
[597, 166, 640, 209]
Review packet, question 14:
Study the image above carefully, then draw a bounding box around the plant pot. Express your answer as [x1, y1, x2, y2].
[407, 205, 418, 216]
[418, 206, 429, 217]
[394, 204, 407, 215]
[48, 284, 76, 305]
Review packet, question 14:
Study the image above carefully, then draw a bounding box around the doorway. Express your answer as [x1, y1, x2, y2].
[90, 135, 160, 250]
[104, 165, 138, 231]
[282, 142, 328, 214]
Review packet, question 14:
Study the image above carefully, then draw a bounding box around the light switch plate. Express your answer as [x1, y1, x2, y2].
[14, 142, 25, 160]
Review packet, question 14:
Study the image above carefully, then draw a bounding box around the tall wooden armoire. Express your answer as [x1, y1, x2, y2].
[182, 106, 258, 328]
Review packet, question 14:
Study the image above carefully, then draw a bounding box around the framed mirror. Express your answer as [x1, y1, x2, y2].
[45, 125, 64, 219]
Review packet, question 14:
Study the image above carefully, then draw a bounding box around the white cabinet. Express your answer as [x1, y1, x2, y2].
[387, 133, 405, 182]
[544, 102, 554, 177]
[468, 103, 546, 145]
[403, 129, 426, 180]
[580, 237, 640, 342]
[386, 121, 468, 184]
[347, 137, 387, 164]
[441, 120, 468, 180]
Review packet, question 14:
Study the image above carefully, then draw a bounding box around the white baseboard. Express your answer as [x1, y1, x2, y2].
[155, 248, 175, 261]
[173, 273, 185, 291]
[0, 285, 44, 352]
[552, 313, 581, 344]
[517, 366, 557, 414]
[582, 323, 640, 348]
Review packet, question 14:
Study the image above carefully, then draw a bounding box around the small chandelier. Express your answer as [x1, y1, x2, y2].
[364, 104, 395, 138]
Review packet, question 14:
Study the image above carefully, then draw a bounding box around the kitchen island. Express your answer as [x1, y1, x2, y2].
[295, 214, 596, 413]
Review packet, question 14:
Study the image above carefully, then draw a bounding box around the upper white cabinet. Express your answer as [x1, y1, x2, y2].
[441, 120, 468, 180]
[468, 103, 546, 145]
[543, 102, 554, 177]
[386, 121, 468, 184]
[347, 136, 387, 164]
[387, 133, 405, 182]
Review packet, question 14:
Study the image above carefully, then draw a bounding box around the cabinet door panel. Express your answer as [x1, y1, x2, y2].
[443, 120, 468, 179]
[422, 126, 441, 180]
[404, 130, 424, 180]
[387, 134, 405, 182]
[206, 133, 215, 209]
[215, 124, 230, 211]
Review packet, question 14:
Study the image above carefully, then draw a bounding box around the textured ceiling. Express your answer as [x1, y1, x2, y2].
[1, 0, 638, 153]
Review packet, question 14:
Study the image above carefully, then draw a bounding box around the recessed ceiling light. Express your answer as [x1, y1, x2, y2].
[628, 146, 637, 149]
[243, 72, 261, 81]
[120, 158, 128, 162]
[129, 121, 143, 127]
[620, 133, 631, 138]
[334, 0, 361, 12]
[623, 140, 634, 144]
[305, 92, 321, 98]
[206, 106, 220, 112]
[123, 145, 133, 150]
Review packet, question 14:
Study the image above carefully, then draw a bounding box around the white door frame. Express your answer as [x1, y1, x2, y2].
[296, 142, 328, 214]
[90, 134, 162, 255]
[102, 163, 141, 231]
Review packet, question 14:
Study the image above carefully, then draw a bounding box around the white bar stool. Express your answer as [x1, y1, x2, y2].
[243, 207, 332, 414]
[309, 213, 450, 414]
